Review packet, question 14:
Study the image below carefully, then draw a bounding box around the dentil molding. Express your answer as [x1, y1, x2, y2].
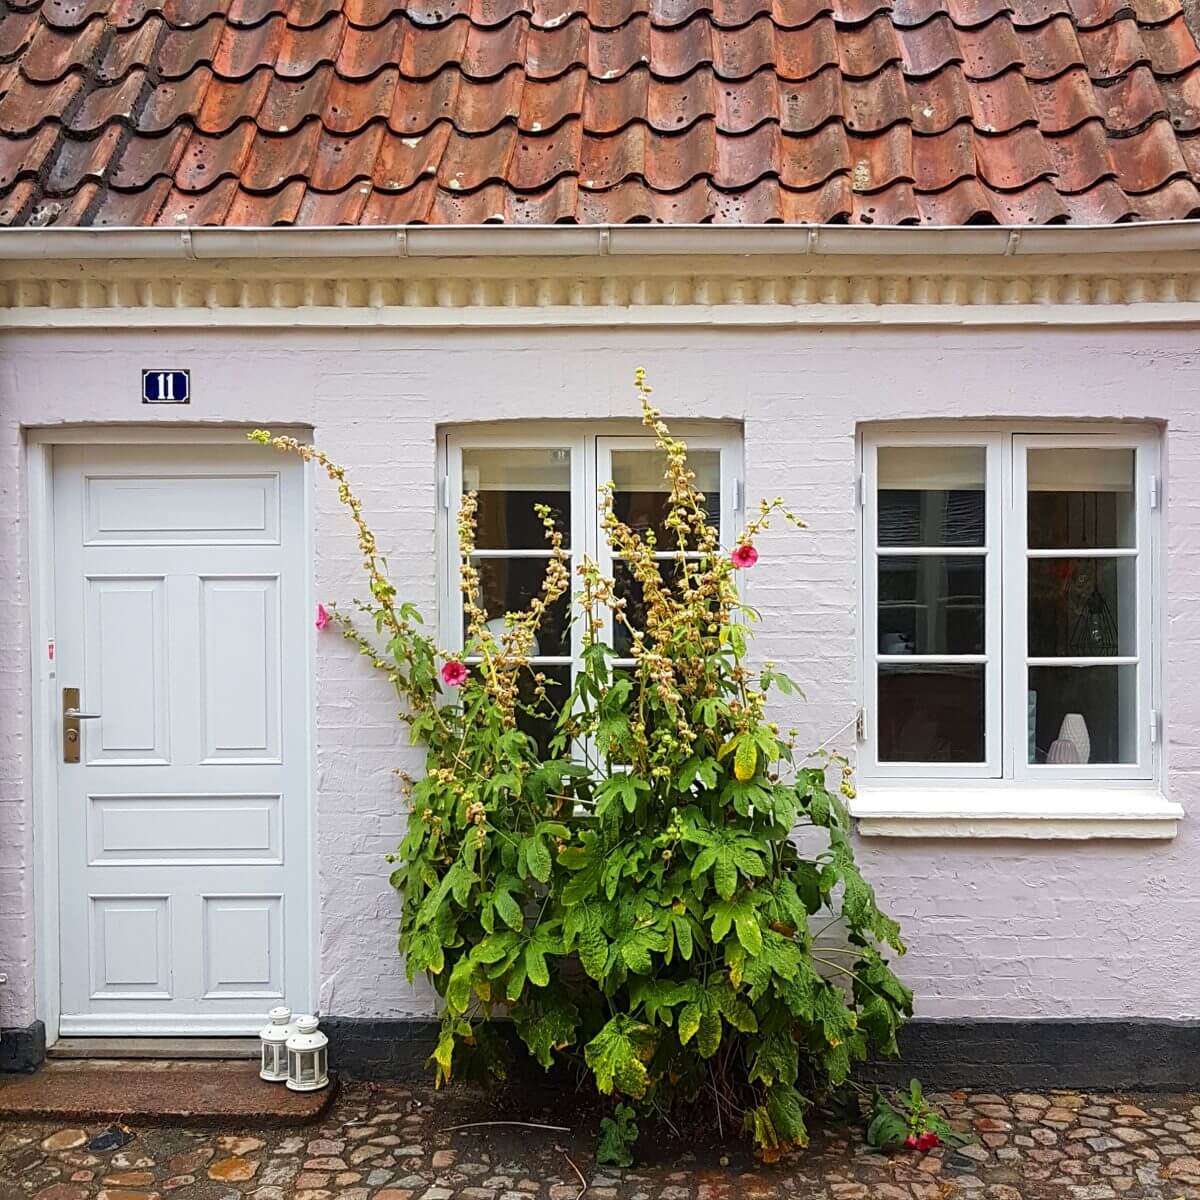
[3, 253, 1200, 326]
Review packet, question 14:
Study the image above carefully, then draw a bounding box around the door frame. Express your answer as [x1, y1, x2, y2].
[28, 425, 317, 1043]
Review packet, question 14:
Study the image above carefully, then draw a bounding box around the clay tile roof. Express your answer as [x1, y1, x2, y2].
[4, 0, 1200, 224]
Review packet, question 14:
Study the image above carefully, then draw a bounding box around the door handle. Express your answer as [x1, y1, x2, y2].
[62, 687, 99, 763]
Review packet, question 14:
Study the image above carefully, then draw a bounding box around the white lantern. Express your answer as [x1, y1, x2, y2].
[286, 1015, 329, 1092]
[259, 1006, 293, 1082]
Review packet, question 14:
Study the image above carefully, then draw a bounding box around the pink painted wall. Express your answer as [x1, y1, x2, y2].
[2, 323, 1198, 1031]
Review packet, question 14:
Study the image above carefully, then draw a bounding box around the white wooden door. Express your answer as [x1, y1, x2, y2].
[53, 443, 312, 1035]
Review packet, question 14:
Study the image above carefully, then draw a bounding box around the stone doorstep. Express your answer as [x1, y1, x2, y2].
[0, 1060, 338, 1126]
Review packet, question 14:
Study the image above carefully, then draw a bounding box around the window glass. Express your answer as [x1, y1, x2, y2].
[463, 447, 571, 549]
[878, 446, 985, 547]
[465, 559, 571, 656]
[1027, 448, 1134, 550]
[611, 448, 721, 546]
[1027, 557, 1136, 658]
[878, 555, 985, 655]
[877, 664, 985, 763]
[1027, 664, 1137, 765]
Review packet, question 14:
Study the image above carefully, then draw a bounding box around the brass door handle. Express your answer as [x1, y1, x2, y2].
[63, 687, 99, 763]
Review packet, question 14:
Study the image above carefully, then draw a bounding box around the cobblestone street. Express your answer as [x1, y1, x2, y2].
[4, 1079, 1200, 1200]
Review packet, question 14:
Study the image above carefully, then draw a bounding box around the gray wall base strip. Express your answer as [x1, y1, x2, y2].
[1, 1021, 46, 1073]
[324, 1016, 1200, 1091]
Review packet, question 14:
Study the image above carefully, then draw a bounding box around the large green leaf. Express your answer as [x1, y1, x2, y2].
[584, 1016, 655, 1098]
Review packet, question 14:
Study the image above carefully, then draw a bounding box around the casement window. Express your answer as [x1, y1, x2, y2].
[441, 425, 742, 743]
[859, 427, 1162, 799]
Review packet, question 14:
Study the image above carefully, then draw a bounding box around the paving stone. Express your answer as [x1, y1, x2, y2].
[42, 1130, 90, 1153]
[207, 1156, 259, 1182]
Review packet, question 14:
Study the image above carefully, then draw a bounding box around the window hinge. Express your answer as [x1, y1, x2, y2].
[733, 478, 743, 514]
[441, 475, 451, 511]
[856, 474, 865, 510]
[1150, 709, 1162, 744]
[856, 706, 866, 741]
[1150, 474, 1160, 510]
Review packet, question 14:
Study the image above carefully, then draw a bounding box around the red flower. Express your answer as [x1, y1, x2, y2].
[315, 604, 331, 631]
[440, 660, 469, 687]
[731, 543, 759, 569]
[904, 1135, 919, 1151]
[916, 1132, 941, 1152]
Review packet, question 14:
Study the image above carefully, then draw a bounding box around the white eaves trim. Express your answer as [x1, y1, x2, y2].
[850, 787, 1184, 840]
[4, 219, 1200, 260]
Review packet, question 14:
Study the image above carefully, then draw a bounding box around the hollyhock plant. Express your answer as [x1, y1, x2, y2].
[315, 603, 331, 630]
[440, 660, 469, 688]
[731, 542, 759, 569]
[247, 372, 910, 1167]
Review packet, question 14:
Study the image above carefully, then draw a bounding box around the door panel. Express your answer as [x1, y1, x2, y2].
[54, 443, 311, 1035]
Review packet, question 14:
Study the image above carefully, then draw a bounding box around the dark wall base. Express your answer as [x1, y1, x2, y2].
[326, 1016, 1200, 1092]
[869, 1018, 1200, 1092]
[1, 1021, 46, 1073]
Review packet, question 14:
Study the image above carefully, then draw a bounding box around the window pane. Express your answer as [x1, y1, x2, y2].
[612, 559, 708, 658]
[1028, 664, 1137, 764]
[877, 446, 985, 547]
[1027, 557, 1136, 658]
[463, 448, 571, 550]
[516, 665, 570, 757]
[1027, 448, 1134, 550]
[466, 557, 571, 656]
[878, 555, 985, 655]
[611, 449, 721, 546]
[877, 664, 985, 762]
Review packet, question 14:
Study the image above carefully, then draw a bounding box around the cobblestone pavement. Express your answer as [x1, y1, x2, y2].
[4, 1079, 1200, 1200]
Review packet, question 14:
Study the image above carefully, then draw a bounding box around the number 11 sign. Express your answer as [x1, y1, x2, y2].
[142, 369, 191, 405]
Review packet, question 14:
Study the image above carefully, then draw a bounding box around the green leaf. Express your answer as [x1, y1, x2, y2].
[677, 1002, 702, 1046]
[766, 1085, 808, 1146]
[514, 991, 579, 1069]
[696, 1008, 722, 1058]
[596, 1104, 639, 1168]
[525, 941, 550, 988]
[521, 835, 552, 884]
[493, 888, 524, 932]
[445, 957, 474, 1014]
[584, 1016, 655, 1098]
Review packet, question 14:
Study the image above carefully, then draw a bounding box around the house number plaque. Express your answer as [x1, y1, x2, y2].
[142, 369, 190, 404]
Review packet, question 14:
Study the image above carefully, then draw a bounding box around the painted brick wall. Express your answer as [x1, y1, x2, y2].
[2, 323, 1198, 1030]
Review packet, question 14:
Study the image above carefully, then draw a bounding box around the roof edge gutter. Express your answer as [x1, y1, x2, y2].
[4, 221, 1200, 261]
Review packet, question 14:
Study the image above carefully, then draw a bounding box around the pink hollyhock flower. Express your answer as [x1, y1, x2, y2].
[315, 603, 331, 631]
[731, 543, 759, 569]
[441, 660, 469, 687]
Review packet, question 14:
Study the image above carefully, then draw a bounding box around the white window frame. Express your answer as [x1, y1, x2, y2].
[861, 430, 1003, 781]
[440, 422, 743, 694]
[854, 423, 1179, 839]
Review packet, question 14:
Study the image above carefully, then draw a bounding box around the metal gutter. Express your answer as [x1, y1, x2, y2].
[3, 221, 1200, 260]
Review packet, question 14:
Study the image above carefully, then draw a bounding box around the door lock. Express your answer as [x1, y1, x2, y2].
[62, 687, 100, 763]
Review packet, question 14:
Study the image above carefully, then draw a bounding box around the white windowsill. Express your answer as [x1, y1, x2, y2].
[849, 787, 1183, 840]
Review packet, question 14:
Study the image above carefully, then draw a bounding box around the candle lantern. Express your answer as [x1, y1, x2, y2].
[258, 1006, 293, 1082]
[286, 1015, 329, 1092]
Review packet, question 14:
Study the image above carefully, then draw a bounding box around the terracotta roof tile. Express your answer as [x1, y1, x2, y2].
[6, 0, 1200, 224]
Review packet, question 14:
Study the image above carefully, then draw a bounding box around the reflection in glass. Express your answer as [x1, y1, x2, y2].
[515, 665, 571, 757]
[463, 448, 571, 550]
[1027, 664, 1137, 764]
[1027, 448, 1134, 550]
[877, 664, 985, 762]
[877, 446, 985, 547]
[466, 558, 571, 656]
[611, 449, 721, 545]
[877, 555, 985, 655]
[1027, 557, 1135, 658]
